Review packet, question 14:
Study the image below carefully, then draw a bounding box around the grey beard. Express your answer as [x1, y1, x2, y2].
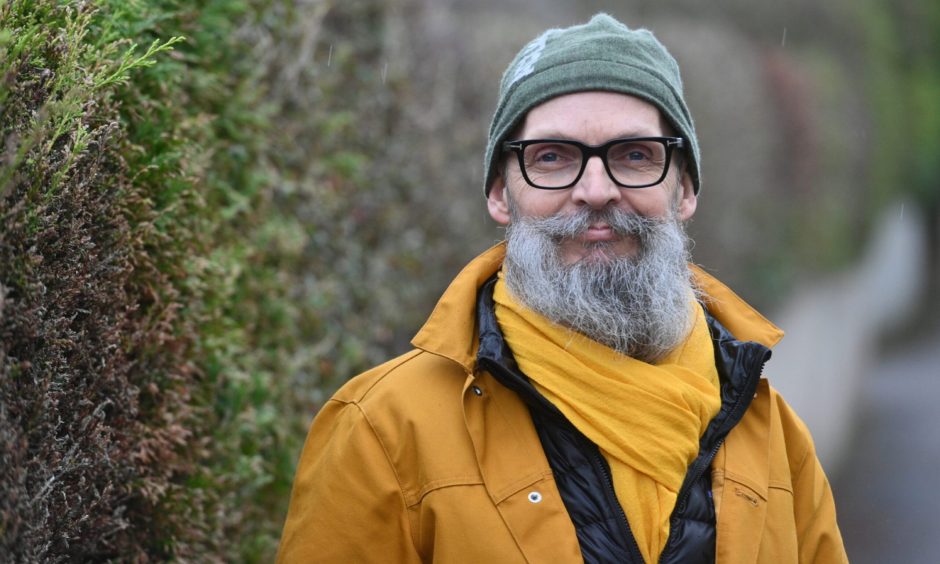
[502, 206, 696, 364]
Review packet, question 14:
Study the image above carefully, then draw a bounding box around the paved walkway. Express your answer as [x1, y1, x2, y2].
[769, 204, 928, 471]
[834, 327, 940, 563]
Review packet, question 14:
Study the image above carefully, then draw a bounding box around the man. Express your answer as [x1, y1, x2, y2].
[277, 14, 847, 564]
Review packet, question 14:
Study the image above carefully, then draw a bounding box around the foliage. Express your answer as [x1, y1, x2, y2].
[2, 0, 939, 561]
[1, 0, 295, 559]
[1, 0, 478, 560]
[0, 1, 206, 560]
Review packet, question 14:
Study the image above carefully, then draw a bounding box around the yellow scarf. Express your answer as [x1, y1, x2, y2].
[493, 274, 720, 564]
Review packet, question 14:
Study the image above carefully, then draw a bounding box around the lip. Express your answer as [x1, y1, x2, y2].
[579, 223, 617, 242]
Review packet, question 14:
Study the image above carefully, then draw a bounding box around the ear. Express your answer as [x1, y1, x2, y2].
[487, 175, 511, 225]
[675, 169, 697, 222]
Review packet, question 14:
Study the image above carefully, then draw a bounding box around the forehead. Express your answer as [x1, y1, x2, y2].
[519, 91, 668, 141]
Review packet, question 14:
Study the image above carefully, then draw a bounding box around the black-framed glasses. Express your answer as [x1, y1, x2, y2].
[502, 137, 684, 190]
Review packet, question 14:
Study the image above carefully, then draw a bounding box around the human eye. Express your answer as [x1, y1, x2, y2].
[609, 141, 662, 168]
[525, 142, 579, 169]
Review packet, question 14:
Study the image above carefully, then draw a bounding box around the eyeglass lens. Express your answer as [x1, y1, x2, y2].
[521, 140, 669, 188]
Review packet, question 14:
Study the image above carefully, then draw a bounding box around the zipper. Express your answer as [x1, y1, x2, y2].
[584, 446, 646, 564]
[656, 437, 725, 563]
[589, 445, 645, 564]
[658, 355, 768, 563]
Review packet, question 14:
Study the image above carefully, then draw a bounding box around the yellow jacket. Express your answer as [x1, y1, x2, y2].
[277, 243, 848, 563]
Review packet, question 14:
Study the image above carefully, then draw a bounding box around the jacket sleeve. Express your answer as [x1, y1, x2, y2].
[780, 399, 849, 564]
[276, 398, 422, 563]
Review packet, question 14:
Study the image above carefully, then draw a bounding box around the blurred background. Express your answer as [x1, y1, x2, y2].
[1, 0, 938, 561]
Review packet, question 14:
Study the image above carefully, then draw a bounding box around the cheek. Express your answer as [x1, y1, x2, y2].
[512, 190, 572, 217]
[621, 189, 674, 217]
[504, 160, 576, 217]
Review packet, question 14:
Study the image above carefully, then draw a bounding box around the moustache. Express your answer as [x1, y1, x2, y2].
[520, 207, 668, 241]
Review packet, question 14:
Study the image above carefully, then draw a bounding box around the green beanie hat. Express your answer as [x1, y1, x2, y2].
[483, 13, 701, 195]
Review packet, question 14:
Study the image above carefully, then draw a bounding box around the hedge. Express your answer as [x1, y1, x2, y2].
[0, 0, 453, 560]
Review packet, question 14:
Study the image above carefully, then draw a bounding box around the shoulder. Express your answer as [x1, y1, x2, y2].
[313, 350, 480, 502]
[329, 349, 471, 415]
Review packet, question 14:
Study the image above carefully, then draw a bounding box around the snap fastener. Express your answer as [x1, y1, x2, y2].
[527, 491, 542, 504]
[471, 385, 483, 396]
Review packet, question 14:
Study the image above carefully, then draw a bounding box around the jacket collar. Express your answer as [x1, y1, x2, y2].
[411, 243, 505, 371]
[411, 242, 784, 371]
[690, 264, 784, 348]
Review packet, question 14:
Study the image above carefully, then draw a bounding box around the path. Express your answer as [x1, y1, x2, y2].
[834, 328, 940, 562]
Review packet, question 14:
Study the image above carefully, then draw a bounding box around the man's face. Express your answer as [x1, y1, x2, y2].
[487, 91, 697, 264]
[487, 91, 700, 362]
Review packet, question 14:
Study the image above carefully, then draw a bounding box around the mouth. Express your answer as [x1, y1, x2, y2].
[577, 223, 618, 243]
[562, 222, 643, 262]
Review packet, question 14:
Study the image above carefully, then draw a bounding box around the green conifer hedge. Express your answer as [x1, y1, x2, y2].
[0, 0, 455, 560]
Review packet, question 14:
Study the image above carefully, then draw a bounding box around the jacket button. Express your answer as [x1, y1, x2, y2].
[471, 385, 483, 396]
[527, 491, 543, 503]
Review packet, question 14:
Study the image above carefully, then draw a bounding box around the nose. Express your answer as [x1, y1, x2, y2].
[571, 155, 621, 209]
